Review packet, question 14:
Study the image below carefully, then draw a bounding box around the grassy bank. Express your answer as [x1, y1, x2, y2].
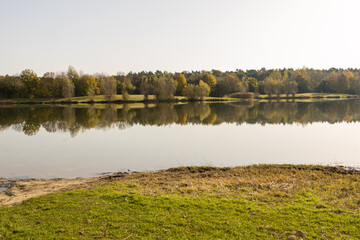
[1, 165, 360, 239]
[0, 93, 358, 105]
[0, 95, 237, 105]
[257, 92, 358, 100]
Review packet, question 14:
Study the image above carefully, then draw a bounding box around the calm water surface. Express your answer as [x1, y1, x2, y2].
[1, 100, 360, 179]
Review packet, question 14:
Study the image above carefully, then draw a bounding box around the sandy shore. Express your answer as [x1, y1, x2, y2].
[0, 173, 126, 206]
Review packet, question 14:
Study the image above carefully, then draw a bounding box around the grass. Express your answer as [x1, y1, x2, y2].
[1, 165, 360, 239]
[1, 93, 357, 105]
[257, 92, 358, 99]
[0, 95, 153, 104]
[0, 95, 238, 104]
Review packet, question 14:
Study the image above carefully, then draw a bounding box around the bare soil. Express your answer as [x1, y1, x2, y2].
[0, 177, 106, 206]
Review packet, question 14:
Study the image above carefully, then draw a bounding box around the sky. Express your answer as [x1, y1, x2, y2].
[0, 0, 359, 75]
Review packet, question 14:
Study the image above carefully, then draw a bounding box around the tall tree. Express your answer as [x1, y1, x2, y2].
[74, 74, 99, 98]
[99, 76, 117, 101]
[214, 74, 245, 97]
[196, 80, 210, 100]
[36, 72, 62, 98]
[201, 73, 217, 92]
[175, 73, 187, 95]
[153, 75, 177, 100]
[140, 75, 157, 100]
[20, 69, 40, 98]
[294, 71, 311, 93]
[0, 75, 25, 98]
[246, 77, 259, 93]
[58, 73, 75, 100]
[283, 79, 298, 97]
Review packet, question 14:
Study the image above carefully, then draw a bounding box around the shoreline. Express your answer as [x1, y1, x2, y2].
[1, 164, 359, 206]
[1, 164, 360, 238]
[0, 93, 358, 105]
[0, 98, 236, 105]
[0, 95, 239, 105]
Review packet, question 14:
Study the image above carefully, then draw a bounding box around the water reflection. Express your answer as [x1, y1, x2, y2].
[0, 100, 359, 136]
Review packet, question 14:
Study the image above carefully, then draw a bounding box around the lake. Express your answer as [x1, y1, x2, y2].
[1, 100, 360, 179]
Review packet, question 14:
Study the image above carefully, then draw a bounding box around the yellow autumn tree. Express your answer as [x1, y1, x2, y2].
[201, 73, 216, 92]
[175, 73, 187, 95]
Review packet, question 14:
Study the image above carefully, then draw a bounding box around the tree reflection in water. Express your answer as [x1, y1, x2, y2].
[0, 100, 360, 136]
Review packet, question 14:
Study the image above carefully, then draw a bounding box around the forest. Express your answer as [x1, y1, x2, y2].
[1, 67, 360, 100]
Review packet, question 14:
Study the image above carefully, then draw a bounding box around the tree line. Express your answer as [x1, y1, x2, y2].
[1, 67, 360, 99]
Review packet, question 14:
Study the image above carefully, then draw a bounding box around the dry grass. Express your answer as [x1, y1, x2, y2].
[3, 165, 360, 209]
[103, 165, 360, 210]
[1, 165, 360, 239]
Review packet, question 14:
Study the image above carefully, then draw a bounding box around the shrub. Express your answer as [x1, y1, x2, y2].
[228, 92, 254, 99]
[183, 81, 210, 100]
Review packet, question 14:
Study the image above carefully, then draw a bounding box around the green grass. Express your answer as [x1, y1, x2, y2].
[0, 95, 150, 104]
[1, 93, 357, 105]
[1, 165, 360, 239]
[257, 92, 358, 99]
[0, 95, 239, 104]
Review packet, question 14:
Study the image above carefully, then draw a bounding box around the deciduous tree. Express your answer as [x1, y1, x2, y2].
[175, 73, 187, 95]
[99, 76, 117, 101]
[20, 69, 40, 98]
[58, 73, 75, 100]
[201, 73, 216, 92]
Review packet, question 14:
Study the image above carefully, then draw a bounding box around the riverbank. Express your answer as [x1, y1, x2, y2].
[257, 92, 358, 100]
[0, 165, 359, 239]
[0, 93, 358, 105]
[0, 95, 239, 105]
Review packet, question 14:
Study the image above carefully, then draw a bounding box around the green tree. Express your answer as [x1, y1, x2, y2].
[214, 74, 245, 97]
[58, 73, 75, 100]
[74, 74, 99, 98]
[182, 84, 196, 100]
[263, 77, 279, 98]
[337, 74, 349, 93]
[350, 76, 360, 95]
[122, 77, 135, 101]
[153, 76, 177, 100]
[211, 69, 224, 77]
[246, 77, 259, 93]
[20, 69, 40, 98]
[295, 69, 311, 93]
[140, 75, 157, 100]
[282, 71, 289, 82]
[67, 66, 80, 82]
[295, 73, 311, 93]
[283, 79, 298, 97]
[337, 71, 353, 93]
[36, 72, 62, 98]
[0, 75, 25, 98]
[268, 70, 282, 81]
[327, 72, 338, 93]
[182, 81, 210, 100]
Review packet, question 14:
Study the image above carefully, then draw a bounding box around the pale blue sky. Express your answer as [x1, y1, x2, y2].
[0, 0, 359, 75]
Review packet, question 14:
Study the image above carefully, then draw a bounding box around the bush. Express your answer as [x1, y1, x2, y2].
[227, 92, 254, 99]
[153, 76, 177, 100]
[182, 81, 210, 100]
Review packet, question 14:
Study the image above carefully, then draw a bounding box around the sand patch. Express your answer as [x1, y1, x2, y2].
[0, 177, 107, 206]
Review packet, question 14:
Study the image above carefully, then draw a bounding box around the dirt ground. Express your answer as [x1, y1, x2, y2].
[0, 177, 108, 206]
